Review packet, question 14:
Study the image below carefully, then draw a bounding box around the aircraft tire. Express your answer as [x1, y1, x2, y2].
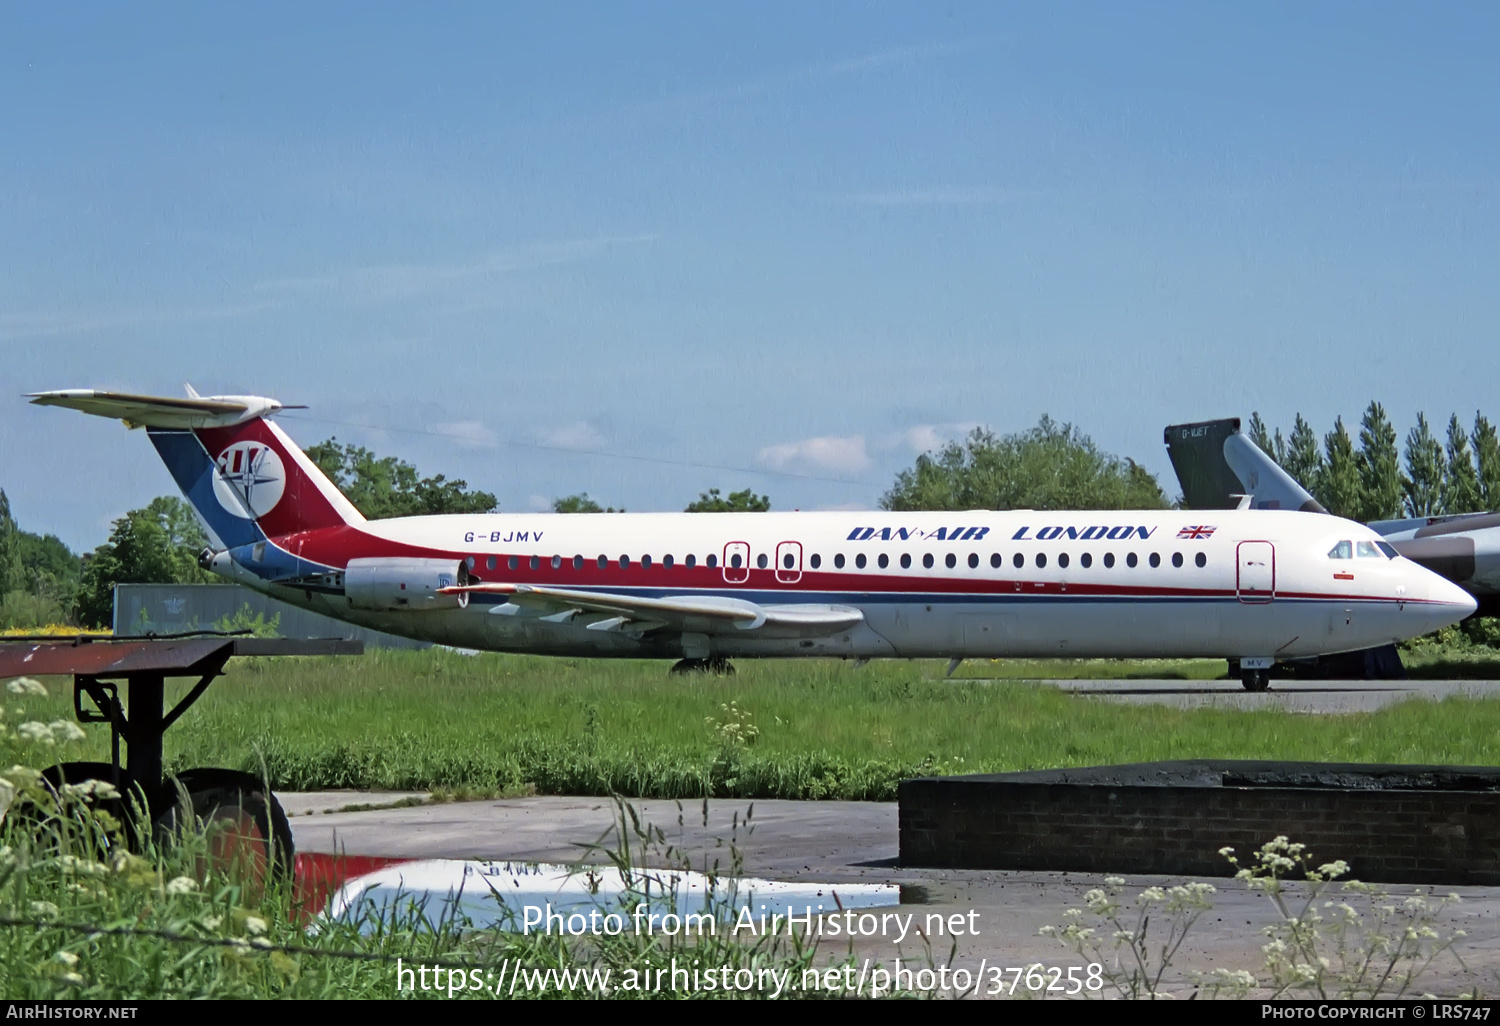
[1240, 669, 1271, 692]
[669, 657, 736, 676]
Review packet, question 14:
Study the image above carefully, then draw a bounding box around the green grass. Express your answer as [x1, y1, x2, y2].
[11, 650, 1500, 800]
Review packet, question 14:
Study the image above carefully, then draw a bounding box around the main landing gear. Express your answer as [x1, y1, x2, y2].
[669, 657, 736, 675]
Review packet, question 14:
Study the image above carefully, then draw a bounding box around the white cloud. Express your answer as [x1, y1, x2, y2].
[757, 435, 872, 474]
[429, 420, 496, 449]
[884, 422, 982, 455]
[527, 494, 552, 512]
[539, 421, 605, 451]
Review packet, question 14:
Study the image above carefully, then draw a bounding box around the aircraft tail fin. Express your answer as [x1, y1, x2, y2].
[1164, 417, 1327, 513]
[29, 388, 362, 551]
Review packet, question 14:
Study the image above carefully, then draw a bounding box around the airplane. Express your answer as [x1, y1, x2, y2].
[1164, 417, 1500, 619]
[30, 389, 1478, 692]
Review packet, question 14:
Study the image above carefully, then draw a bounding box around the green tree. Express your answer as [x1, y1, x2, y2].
[880, 416, 1168, 512]
[1403, 413, 1446, 517]
[1355, 402, 1403, 521]
[1474, 413, 1500, 511]
[0, 490, 23, 595]
[1318, 418, 1362, 519]
[552, 493, 623, 513]
[685, 488, 771, 513]
[305, 438, 497, 519]
[76, 497, 213, 628]
[1247, 413, 1279, 464]
[1444, 414, 1482, 514]
[1284, 414, 1325, 492]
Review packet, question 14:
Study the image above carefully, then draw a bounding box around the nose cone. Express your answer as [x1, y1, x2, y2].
[1420, 569, 1479, 629]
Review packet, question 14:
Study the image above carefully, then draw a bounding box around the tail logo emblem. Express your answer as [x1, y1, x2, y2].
[212, 441, 286, 519]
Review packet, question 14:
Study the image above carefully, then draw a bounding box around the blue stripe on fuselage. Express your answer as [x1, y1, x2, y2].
[148, 429, 266, 550]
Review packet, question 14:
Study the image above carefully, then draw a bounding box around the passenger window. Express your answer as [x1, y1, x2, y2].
[1012, 553, 1024, 569]
[1058, 553, 1069, 569]
[919, 553, 930, 569]
[835, 553, 846, 569]
[573, 555, 584, 569]
[1328, 540, 1353, 559]
[1036, 553, 1047, 569]
[1357, 541, 1381, 558]
[530, 555, 540, 570]
[552, 555, 563, 569]
[757, 554, 768, 569]
[487, 556, 497, 571]
[642, 555, 653, 568]
[686, 554, 696, 568]
[1103, 553, 1115, 568]
[466, 556, 475, 569]
[810, 553, 822, 569]
[597, 555, 607, 569]
[508, 556, 519, 571]
[878, 554, 889, 569]
[902, 553, 913, 569]
[664, 555, 674, 568]
[783, 553, 795, 569]
[945, 553, 957, 569]
[1195, 552, 1207, 568]
[990, 553, 1002, 568]
[620, 555, 631, 568]
[1126, 553, 1138, 568]
[1080, 553, 1092, 568]
[707, 554, 718, 568]
[730, 553, 742, 569]
[856, 553, 867, 569]
[968, 553, 979, 569]
[1171, 552, 1183, 568]
[1149, 553, 1160, 568]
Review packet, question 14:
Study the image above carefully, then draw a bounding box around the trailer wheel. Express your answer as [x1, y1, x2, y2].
[155, 769, 294, 893]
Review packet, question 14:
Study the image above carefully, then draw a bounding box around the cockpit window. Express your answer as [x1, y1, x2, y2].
[1328, 540, 1353, 559]
[1376, 541, 1399, 559]
[1357, 541, 1381, 558]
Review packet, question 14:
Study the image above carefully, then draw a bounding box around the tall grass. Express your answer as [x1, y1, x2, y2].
[11, 651, 1500, 800]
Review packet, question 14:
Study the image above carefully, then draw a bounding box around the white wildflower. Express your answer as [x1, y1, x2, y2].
[1139, 886, 1166, 902]
[165, 876, 198, 895]
[244, 916, 268, 936]
[53, 951, 79, 967]
[48, 720, 87, 743]
[28, 901, 60, 919]
[16, 721, 53, 743]
[7, 678, 47, 697]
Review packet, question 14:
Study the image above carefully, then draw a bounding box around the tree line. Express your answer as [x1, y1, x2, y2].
[1246, 404, 1500, 521]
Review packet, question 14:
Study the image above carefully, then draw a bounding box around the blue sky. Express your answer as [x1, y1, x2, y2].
[3, 3, 1498, 550]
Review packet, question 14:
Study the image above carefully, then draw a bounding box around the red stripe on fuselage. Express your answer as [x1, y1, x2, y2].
[270, 527, 1433, 604]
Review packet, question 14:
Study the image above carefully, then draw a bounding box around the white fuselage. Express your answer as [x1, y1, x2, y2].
[228, 508, 1476, 662]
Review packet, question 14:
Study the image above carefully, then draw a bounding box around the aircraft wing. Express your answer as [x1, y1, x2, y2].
[1164, 418, 1326, 513]
[441, 583, 865, 639]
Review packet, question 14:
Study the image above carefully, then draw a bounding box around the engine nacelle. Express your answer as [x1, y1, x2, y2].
[344, 557, 470, 611]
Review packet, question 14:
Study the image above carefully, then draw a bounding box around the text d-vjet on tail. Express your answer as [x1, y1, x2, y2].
[1165, 417, 1500, 619]
[32, 390, 1476, 691]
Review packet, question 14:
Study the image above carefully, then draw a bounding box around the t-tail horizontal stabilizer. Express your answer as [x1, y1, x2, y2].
[27, 389, 300, 429]
[1164, 418, 1326, 513]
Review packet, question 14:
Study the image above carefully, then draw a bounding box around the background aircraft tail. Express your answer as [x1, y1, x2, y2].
[1163, 418, 1327, 513]
[28, 389, 364, 551]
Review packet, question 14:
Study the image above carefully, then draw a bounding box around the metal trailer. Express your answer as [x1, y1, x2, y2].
[0, 633, 362, 878]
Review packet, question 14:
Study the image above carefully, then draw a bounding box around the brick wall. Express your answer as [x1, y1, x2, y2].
[898, 761, 1500, 885]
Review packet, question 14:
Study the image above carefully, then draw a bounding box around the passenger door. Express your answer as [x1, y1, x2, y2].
[1236, 541, 1275, 603]
[722, 541, 750, 584]
[775, 541, 802, 584]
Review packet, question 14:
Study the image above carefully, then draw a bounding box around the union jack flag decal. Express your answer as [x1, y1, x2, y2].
[1177, 525, 1216, 539]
